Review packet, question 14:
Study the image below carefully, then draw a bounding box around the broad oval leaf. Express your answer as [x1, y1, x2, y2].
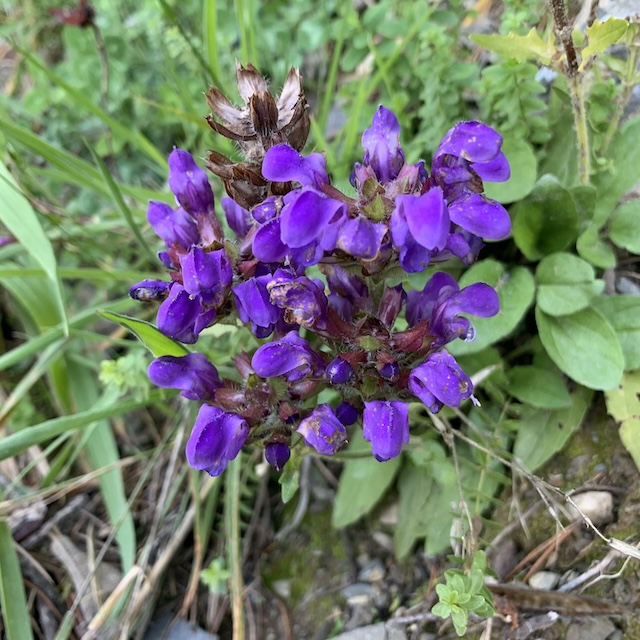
[483, 135, 537, 204]
[512, 175, 579, 260]
[449, 260, 535, 356]
[507, 365, 572, 409]
[576, 226, 616, 268]
[536, 252, 604, 316]
[608, 200, 640, 254]
[592, 296, 640, 371]
[333, 430, 401, 528]
[99, 311, 189, 357]
[513, 386, 592, 471]
[535, 306, 624, 390]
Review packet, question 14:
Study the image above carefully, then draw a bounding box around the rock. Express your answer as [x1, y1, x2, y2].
[143, 613, 219, 640]
[529, 571, 560, 591]
[565, 616, 617, 640]
[331, 622, 407, 640]
[358, 558, 386, 583]
[567, 491, 614, 526]
[372, 532, 394, 552]
[272, 579, 292, 599]
[342, 582, 375, 606]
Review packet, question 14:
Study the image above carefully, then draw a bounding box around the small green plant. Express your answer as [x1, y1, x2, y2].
[431, 552, 496, 637]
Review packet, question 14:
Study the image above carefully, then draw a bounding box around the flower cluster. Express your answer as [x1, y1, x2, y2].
[130, 65, 510, 475]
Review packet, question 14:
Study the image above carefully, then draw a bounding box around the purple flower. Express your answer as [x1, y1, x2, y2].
[252, 218, 289, 263]
[251, 197, 279, 223]
[406, 272, 499, 347]
[232, 275, 281, 330]
[251, 331, 324, 382]
[148, 353, 221, 401]
[360, 105, 405, 184]
[431, 122, 511, 241]
[221, 197, 252, 237]
[180, 247, 232, 307]
[267, 270, 328, 329]
[186, 405, 249, 476]
[337, 216, 387, 260]
[129, 279, 171, 302]
[265, 441, 291, 471]
[326, 357, 354, 385]
[409, 350, 473, 413]
[157, 284, 215, 343]
[297, 404, 347, 455]
[325, 265, 372, 322]
[391, 188, 449, 252]
[378, 361, 399, 381]
[147, 201, 199, 250]
[336, 401, 359, 426]
[262, 144, 329, 189]
[168, 149, 215, 217]
[363, 401, 409, 461]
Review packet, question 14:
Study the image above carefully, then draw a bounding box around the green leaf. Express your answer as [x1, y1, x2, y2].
[511, 175, 579, 260]
[470, 29, 555, 65]
[278, 457, 300, 504]
[99, 311, 189, 357]
[483, 135, 537, 203]
[449, 261, 535, 356]
[507, 365, 572, 409]
[580, 18, 629, 70]
[0, 161, 68, 334]
[536, 306, 624, 390]
[332, 430, 401, 528]
[514, 386, 592, 471]
[608, 200, 640, 254]
[592, 296, 640, 371]
[0, 521, 34, 640]
[592, 116, 640, 225]
[576, 226, 616, 268]
[605, 372, 640, 472]
[535, 252, 604, 316]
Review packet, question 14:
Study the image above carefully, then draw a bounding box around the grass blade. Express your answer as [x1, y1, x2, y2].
[0, 161, 68, 334]
[0, 392, 162, 461]
[0, 521, 34, 640]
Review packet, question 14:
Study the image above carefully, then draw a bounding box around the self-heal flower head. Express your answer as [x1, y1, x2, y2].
[147, 201, 199, 251]
[157, 284, 215, 344]
[251, 331, 324, 382]
[168, 149, 215, 217]
[180, 247, 232, 307]
[297, 404, 347, 456]
[360, 105, 405, 184]
[363, 401, 409, 462]
[148, 353, 221, 402]
[406, 271, 500, 347]
[129, 279, 171, 302]
[409, 350, 473, 413]
[186, 405, 249, 476]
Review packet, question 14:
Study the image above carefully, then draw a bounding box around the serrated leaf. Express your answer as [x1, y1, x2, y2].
[536, 306, 624, 390]
[99, 311, 189, 357]
[608, 200, 640, 254]
[592, 296, 640, 371]
[470, 29, 555, 65]
[507, 365, 572, 409]
[332, 430, 401, 528]
[449, 261, 535, 356]
[604, 372, 640, 472]
[483, 136, 537, 203]
[536, 252, 604, 316]
[580, 18, 629, 70]
[514, 386, 592, 471]
[0, 522, 34, 640]
[512, 175, 579, 260]
[576, 226, 616, 268]
[0, 161, 68, 334]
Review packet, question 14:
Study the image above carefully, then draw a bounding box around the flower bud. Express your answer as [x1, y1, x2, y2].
[265, 442, 291, 471]
[326, 357, 353, 385]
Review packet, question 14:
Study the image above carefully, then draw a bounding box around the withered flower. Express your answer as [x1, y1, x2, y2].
[205, 64, 310, 209]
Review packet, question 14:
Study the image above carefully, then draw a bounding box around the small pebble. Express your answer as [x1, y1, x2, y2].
[272, 579, 292, 599]
[529, 571, 560, 591]
[341, 582, 375, 603]
[567, 491, 614, 526]
[372, 532, 394, 552]
[358, 558, 385, 583]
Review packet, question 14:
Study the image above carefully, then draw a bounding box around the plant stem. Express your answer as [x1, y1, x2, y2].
[547, 0, 591, 184]
[225, 456, 245, 640]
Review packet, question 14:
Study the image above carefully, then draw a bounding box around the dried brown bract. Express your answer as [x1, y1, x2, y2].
[204, 63, 309, 209]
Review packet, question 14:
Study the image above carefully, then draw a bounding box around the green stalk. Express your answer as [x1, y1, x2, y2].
[225, 456, 245, 640]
